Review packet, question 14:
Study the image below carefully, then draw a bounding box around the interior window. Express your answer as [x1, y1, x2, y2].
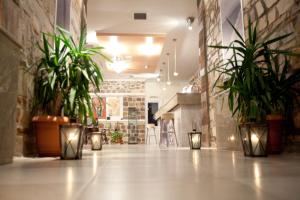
[56, 0, 71, 30]
[219, 0, 244, 61]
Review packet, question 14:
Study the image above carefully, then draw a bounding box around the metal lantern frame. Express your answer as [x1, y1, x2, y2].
[91, 131, 102, 150]
[239, 123, 268, 157]
[59, 124, 84, 160]
[188, 132, 202, 150]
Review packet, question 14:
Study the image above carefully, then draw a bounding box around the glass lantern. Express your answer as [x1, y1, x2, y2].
[239, 123, 268, 157]
[91, 132, 102, 150]
[188, 132, 202, 149]
[59, 124, 84, 159]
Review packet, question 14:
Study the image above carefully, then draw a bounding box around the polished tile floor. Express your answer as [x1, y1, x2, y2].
[0, 145, 300, 200]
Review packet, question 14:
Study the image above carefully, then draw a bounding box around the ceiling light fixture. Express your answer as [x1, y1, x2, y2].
[166, 53, 171, 85]
[138, 36, 161, 56]
[186, 16, 195, 30]
[145, 37, 153, 45]
[107, 55, 131, 73]
[173, 38, 179, 76]
[86, 31, 99, 45]
[144, 65, 148, 69]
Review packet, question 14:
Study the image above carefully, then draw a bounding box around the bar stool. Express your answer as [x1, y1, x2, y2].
[146, 124, 157, 144]
[159, 113, 178, 147]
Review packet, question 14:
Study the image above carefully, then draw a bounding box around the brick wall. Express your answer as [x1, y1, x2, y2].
[0, 0, 87, 156]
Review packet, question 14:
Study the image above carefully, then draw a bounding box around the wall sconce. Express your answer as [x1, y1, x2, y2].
[186, 16, 195, 30]
[239, 123, 268, 157]
[188, 132, 202, 149]
[91, 132, 102, 150]
[59, 124, 84, 159]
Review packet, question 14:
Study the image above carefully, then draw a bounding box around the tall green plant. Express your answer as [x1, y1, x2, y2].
[263, 51, 300, 116]
[34, 27, 108, 123]
[209, 19, 293, 122]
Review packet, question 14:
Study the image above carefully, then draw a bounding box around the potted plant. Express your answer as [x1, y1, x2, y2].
[111, 130, 123, 144]
[263, 51, 300, 153]
[209, 19, 296, 156]
[32, 27, 108, 156]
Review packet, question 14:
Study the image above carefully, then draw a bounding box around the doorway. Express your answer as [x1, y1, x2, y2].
[147, 103, 158, 126]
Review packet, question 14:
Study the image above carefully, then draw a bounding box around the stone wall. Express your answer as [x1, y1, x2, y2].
[0, 0, 87, 156]
[98, 80, 145, 93]
[96, 80, 146, 143]
[0, 28, 22, 164]
[192, 0, 224, 147]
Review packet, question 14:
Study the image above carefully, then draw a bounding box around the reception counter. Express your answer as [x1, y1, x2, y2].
[155, 93, 201, 147]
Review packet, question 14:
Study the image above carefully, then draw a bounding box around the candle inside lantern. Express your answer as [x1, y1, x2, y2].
[189, 132, 201, 149]
[251, 132, 260, 155]
[91, 132, 102, 150]
[68, 132, 76, 141]
[60, 124, 83, 159]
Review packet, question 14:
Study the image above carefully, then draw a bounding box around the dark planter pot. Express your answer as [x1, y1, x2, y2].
[32, 116, 69, 157]
[266, 115, 284, 154]
[239, 123, 268, 157]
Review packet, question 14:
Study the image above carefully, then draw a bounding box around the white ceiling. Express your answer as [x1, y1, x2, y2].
[87, 0, 199, 81]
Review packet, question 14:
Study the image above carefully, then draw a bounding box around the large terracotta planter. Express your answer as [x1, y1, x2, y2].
[266, 115, 284, 154]
[32, 116, 69, 157]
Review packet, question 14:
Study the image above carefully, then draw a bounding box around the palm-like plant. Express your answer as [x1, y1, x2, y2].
[263, 51, 300, 116]
[34, 27, 108, 123]
[209, 19, 293, 122]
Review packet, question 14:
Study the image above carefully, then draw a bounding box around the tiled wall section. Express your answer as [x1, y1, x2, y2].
[0, 0, 87, 156]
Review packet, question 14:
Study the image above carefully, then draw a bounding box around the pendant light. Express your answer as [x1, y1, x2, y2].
[161, 62, 167, 91]
[173, 38, 179, 76]
[157, 69, 162, 82]
[166, 53, 171, 85]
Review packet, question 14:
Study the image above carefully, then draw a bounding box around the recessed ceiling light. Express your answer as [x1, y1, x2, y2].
[167, 81, 171, 85]
[144, 65, 148, 69]
[156, 77, 161, 82]
[145, 37, 153, 45]
[162, 87, 166, 91]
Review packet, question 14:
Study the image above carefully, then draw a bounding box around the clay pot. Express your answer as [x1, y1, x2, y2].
[266, 115, 284, 154]
[32, 116, 69, 157]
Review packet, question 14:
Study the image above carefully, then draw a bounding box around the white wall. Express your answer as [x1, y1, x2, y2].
[145, 80, 188, 107]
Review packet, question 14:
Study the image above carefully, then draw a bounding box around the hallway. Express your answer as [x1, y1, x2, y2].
[1, 146, 300, 200]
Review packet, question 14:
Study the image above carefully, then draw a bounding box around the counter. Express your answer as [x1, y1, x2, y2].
[155, 93, 201, 147]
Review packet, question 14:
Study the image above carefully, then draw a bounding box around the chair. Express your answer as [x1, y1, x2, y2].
[159, 113, 178, 147]
[146, 124, 157, 144]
